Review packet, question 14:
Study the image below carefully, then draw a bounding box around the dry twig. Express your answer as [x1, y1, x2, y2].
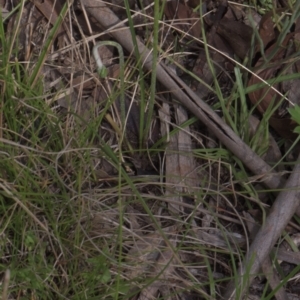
[225, 154, 300, 299]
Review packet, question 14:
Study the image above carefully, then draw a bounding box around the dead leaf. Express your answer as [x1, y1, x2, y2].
[31, 0, 69, 48]
[256, 10, 276, 53]
[187, 0, 201, 9]
[164, 0, 201, 40]
[31, 0, 62, 28]
[248, 33, 297, 138]
[216, 19, 253, 59]
[191, 31, 234, 98]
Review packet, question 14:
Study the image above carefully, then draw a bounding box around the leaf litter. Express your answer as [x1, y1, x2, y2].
[1, 0, 300, 299]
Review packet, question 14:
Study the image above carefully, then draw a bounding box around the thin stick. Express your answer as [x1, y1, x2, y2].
[224, 155, 300, 299]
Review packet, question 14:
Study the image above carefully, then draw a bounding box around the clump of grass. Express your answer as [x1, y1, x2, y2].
[0, 1, 300, 299]
[0, 6, 131, 299]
